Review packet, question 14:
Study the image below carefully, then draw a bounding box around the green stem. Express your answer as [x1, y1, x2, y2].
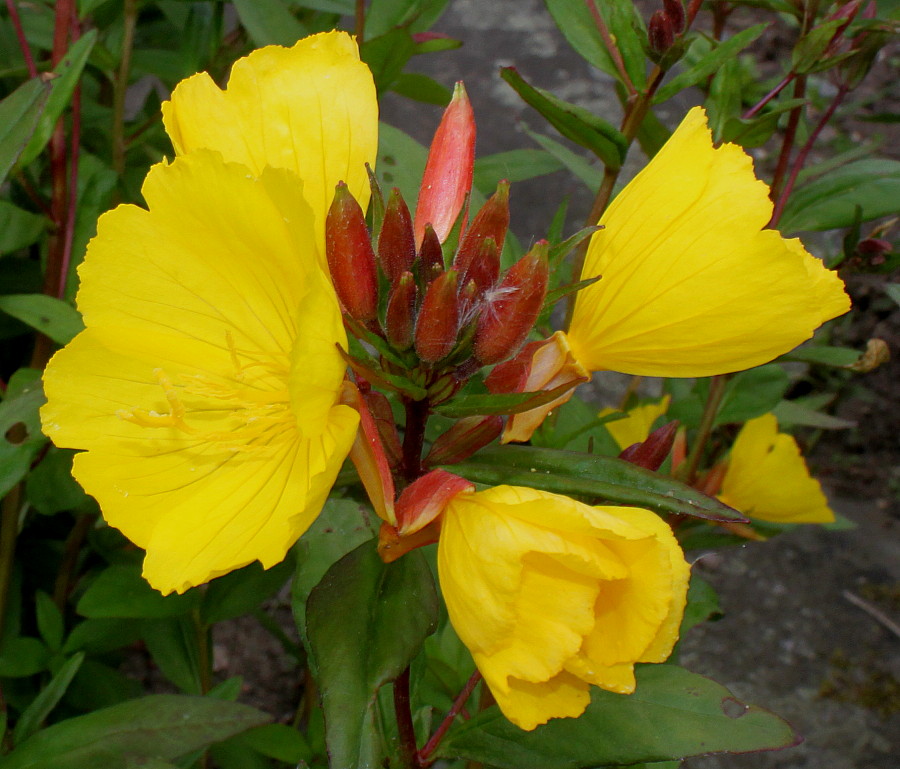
[112, 0, 138, 178]
[0, 487, 22, 641]
[193, 608, 212, 695]
[680, 375, 727, 484]
[52, 513, 96, 609]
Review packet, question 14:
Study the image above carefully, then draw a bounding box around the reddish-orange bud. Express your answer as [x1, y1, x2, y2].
[415, 270, 460, 363]
[378, 188, 416, 283]
[326, 182, 377, 321]
[363, 388, 403, 470]
[385, 271, 417, 350]
[414, 82, 476, 247]
[454, 181, 510, 292]
[648, 11, 675, 55]
[474, 241, 549, 365]
[418, 224, 445, 283]
[395, 469, 474, 535]
[618, 420, 680, 471]
[663, 0, 685, 33]
[424, 414, 503, 467]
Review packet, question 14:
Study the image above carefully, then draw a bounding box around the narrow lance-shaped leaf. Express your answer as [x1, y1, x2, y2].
[0, 78, 50, 185]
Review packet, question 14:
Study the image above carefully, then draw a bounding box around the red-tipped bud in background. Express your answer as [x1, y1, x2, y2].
[326, 182, 378, 321]
[473, 241, 550, 365]
[415, 269, 460, 363]
[648, 10, 676, 55]
[385, 271, 417, 350]
[424, 414, 503, 467]
[618, 420, 680, 472]
[663, 0, 685, 33]
[418, 224, 445, 283]
[414, 82, 476, 247]
[378, 188, 416, 283]
[454, 181, 510, 291]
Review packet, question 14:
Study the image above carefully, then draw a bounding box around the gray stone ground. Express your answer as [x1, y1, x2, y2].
[378, 1, 900, 767]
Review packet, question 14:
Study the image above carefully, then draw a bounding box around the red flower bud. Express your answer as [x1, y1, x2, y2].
[385, 271, 417, 350]
[418, 223, 445, 283]
[395, 469, 474, 535]
[424, 414, 503, 467]
[454, 181, 510, 292]
[474, 241, 549, 365]
[325, 182, 377, 321]
[378, 188, 416, 283]
[663, 0, 685, 33]
[648, 10, 675, 55]
[618, 420, 680, 471]
[415, 270, 460, 363]
[414, 82, 476, 247]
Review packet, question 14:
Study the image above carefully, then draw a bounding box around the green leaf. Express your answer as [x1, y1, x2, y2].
[501, 68, 627, 168]
[778, 159, 900, 232]
[522, 127, 603, 191]
[715, 364, 790, 426]
[306, 541, 439, 769]
[450, 445, 745, 522]
[76, 563, 200, 619]
[436, 664, 798, 766]
[0, 695, 270, 769]
[0, 637, 50, 678]
[141, 617, 203, 694]
[390, 72, 452, 105]
[13, 652, 85, 746]
[885, 283, 900, 306]
[473, 150, 564, 196]
[0, 368, 47, 498]
[0, 202, 46, 254]
[433, 380, 582, 418]
[653, 25, 769, 104]
[361, 28, 417, 95]
[680, 575, 722, 636]
[770, 399, 856, 430]
[63, 618, 142, 656]
[226, 723, 312, 763]
[200, 555, 295, 625]
[291, 498, 376, 657]
[35, 591, 64, 651]
[780, 344, 862, 367]
[376, 122, 428, 210]
[26, 447, 89, 515]
[0, 78, 50, 184]
[0, 294, 84, 345]
[232, 0, 306, 46]
[790, 19, 843, 74]
[18, 31, 98, 168]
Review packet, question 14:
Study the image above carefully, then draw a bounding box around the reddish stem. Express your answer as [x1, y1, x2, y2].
[743, 71, 797, 119]
[769, 84, 848, 228]
[5, 0, 37, 77]
[393, 667, 419, 768]
[768, 76, 807, 204]
[686, 0, 704, 28]
[417, 670, 482, 766]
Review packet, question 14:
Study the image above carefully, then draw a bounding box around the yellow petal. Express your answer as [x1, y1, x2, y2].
[599, 395, 672, 451]
[564, 655, 636, 694]
[488, 670, 591, 731]
[162, 31, 377, 258]
[718, 414, 835, 523]
[568, 107, 850, 377]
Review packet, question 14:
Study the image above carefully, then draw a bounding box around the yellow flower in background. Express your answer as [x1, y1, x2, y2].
[40, 33, 377, 594]
[438, 485, 690, 730]
[599, 395, 671, 451]
[718, 414, 835, 524]
[567, 107, 850, 378]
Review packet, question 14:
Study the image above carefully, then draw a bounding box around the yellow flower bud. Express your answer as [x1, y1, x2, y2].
[438, 485, 690, 730]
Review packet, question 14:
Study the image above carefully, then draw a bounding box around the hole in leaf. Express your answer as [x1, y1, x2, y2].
[721, 696, 748, 719]
[5, 422, 28, 445]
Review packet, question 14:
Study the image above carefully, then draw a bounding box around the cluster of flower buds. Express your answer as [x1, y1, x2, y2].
[648, 0, 686, 57]
[325, 83, 550, 401]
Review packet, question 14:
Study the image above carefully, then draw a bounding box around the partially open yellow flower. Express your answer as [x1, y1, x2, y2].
[599, 395, 672, 452]
[718, 414, 835, 524]
[438, 485, 690, 730]
[40, 33, 377, 594]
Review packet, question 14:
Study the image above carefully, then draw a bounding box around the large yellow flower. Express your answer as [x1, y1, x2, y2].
[567, 107, 850, 377]
[718, 414, 835, 524]
[437, 485, 690, 730]
[40, 33, 377, 594]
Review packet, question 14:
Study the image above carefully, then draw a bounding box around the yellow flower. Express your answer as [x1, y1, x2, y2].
[437, 485, 690, 730]
[718, 414, 835, 524]
[567, 107, 849, 378]
[40, 33, 377, 594]
[599, 395, 671, 451]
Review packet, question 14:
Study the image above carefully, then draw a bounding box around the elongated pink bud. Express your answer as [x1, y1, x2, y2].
[424, 414, 503, 467]
[385, 271, 417, 350]
[378, 188, 416, 283]
[415, 270, 459, 363]
[413, 82, 476, 247]
[648, 10, 675, 55]
[454, 180, 509, 292]
[474, 241, 549, 365]
[618, 420, 680, 471]
[326, 182, 378, 321]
